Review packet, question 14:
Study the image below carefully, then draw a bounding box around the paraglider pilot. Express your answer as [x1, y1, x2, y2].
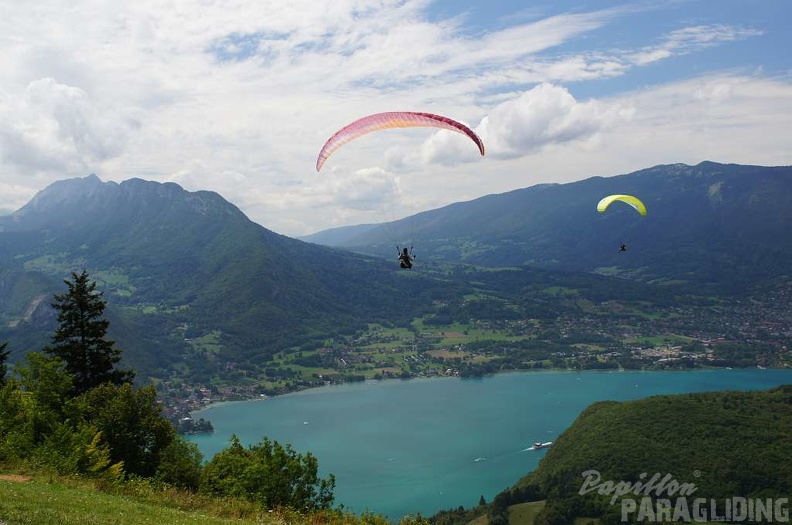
[619, 244, 627, 253]
[398, 247, 415, 269]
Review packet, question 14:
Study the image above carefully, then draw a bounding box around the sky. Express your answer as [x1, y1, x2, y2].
[1, 0, 790, 236]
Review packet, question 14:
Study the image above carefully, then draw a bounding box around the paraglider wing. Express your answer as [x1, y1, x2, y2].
[596, 194, 647, 216]
[316, 111, 485, 171]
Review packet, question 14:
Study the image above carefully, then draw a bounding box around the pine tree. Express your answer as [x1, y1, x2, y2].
[45, 270, 134, 394]
[0, 341, 9, 384]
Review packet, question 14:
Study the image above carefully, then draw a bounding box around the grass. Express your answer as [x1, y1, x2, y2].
[0, 477, 258, 525]
[354, 326, 416, 350]
[93, 269, 136, 297]
[542, 286, 579, 297]
[412, 320, 529, 345]
[4, 478, 733, 525]
[0, 473, 399, 525]
[185, 331, 223, 354]
[507, 501, 546, 525]
[119, 304, 190, 315]
[22, 253, 86, 274]
[292, 366, 342, 379]
[623, 334, 694, 346]
[571, 344, 606, 352]
[462, 501, 547, 525]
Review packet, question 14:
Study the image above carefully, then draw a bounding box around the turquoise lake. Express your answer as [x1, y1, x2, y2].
[188, 369, 792, 520]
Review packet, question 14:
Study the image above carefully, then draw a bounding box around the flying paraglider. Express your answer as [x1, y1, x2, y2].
[597, 195, 647, 253]
[316, 111, 485, 172]
[596, 195, 647, 216]
[398, 246, 415, 269]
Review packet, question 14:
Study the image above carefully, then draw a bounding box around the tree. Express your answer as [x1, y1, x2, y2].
[75, 383, 175, 478]
[17, 352, 74, 425]
[201, 435, 336, 511]
[46, 270, 134, 394]
[156, 437, 204, 490]
[0, 352, 73, 463]
[0, 342, 9, 385]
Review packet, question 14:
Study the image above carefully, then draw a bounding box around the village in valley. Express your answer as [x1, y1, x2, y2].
[159, 282, 792, 428]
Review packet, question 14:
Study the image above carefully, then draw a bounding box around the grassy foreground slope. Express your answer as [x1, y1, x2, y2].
[0, 474, 427, 525]
[0, 476, 246, 525]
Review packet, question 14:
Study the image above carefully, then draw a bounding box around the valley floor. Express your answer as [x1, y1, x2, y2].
[158, 282, 792, 424]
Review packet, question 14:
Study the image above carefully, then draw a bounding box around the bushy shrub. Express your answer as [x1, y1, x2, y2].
[156, 437, 203, 490]
[201, 434, 335, 511]
[74, 383, 175, 478]
[31, 423, 123, 481]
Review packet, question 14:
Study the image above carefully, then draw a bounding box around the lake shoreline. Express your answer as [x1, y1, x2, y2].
[188, 364, 789, 418]
[185, 368, 792, 520]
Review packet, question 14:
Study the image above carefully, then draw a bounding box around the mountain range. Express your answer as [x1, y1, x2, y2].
[1, 161, 790, 383]
[302, 161, 792, 291]
[0, 175, 442, 380]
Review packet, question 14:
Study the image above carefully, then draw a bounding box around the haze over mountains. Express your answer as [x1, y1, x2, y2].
[0, 161, 790, 382]
[303, 161, 792, 290]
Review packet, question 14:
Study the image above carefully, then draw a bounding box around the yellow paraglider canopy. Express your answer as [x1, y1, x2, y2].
[596, 195, 647, 216]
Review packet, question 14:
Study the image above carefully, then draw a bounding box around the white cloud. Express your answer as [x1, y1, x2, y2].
[167, 162, 249, 195]
[340, 84, 633, 173]
[357, 73, 792, 238]
[0, 78, 139, 176]
[479, 83, 635, 159]
[0, 1, 785, 236]
[504, 74, 792, 190]
[293, 166, 401, 212]
[615, 75, 792, 164]
[0, 181, 37, 213]
[628, 24, 764, 66]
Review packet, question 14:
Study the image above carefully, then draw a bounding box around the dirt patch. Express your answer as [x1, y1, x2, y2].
[0, 474, 32, 483]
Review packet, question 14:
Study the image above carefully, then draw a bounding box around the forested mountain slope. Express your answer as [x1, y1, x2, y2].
[304, 162, 792, 291]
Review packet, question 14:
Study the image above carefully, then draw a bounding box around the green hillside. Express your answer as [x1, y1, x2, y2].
[0, 176, 453, 380]
[448, 386, 792, 524]
[1, 167, 790, 398]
